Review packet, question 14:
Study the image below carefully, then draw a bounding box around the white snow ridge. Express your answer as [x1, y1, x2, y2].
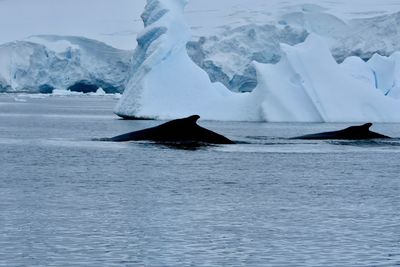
[116, 0, 400, 122]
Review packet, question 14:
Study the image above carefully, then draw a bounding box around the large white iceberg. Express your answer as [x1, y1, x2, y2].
[255, 35, 400, 122]
[116, 0, 400, 122]
[114, 0, 259, 121]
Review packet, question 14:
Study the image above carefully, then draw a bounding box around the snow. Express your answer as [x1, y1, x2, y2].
[26, 36, 80, 53]
[255, 35, 400, 122]
[116, 0, 400, 122]
[367, 54, 398, 97]
[185, 0, 400, 36]
[187, 7, 400, 92]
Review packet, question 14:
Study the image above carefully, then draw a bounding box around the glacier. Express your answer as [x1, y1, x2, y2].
[187, 9, 400, 92]
[0, 35, 131, 93]
[115, 0, 400, 122]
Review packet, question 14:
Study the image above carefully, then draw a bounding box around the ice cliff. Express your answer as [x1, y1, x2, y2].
[116, 0, 400, 122]
[0, 35, 131, 93]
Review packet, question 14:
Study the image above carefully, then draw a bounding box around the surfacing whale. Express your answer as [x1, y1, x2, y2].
[100, 115, 234, 144]
[292, 123, 390, 140]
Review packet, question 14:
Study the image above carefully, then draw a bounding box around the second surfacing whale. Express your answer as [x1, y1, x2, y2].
[292, 123, 390, 140]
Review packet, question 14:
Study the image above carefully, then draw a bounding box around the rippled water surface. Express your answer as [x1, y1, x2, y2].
[1, 95, 400, 266]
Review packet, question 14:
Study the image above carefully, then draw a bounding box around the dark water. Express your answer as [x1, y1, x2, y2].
[1, 95, 400, 266]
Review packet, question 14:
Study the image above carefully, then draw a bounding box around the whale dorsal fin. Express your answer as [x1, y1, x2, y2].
[344, 122, 373, 132]
[360, 123, 373, 130]
[162, 115, 200, 128]
[183, 115, 200, 124]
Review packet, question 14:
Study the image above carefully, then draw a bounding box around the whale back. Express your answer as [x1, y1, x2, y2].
[107, 115, 234, 144]
[293, 123, 390, 140]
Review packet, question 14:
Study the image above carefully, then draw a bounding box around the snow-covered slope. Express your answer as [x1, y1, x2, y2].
[116, 0, 400, 122]
[254, 35, 400, 122]
[0, 36, 131, 93]
[187, 8, 400, 92]
[184, 0, 400, 36]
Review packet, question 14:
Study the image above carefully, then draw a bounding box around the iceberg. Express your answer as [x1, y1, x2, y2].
[114, 0, 260, 121]
[255, 35, 400, 122]
[0, 35, 131, 93]
[116, 0, 400, 122]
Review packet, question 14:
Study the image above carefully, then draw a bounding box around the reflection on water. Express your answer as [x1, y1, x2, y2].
[1, 95, 400, 266]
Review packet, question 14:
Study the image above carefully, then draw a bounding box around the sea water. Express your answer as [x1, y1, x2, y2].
[0, 95, 399, 266]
